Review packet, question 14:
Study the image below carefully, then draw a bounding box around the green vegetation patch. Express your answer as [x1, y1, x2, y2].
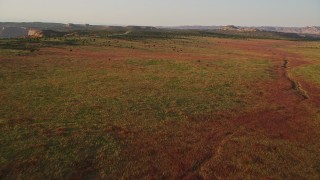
[283, 42, 320, 85]
[292, 64, 320, 85]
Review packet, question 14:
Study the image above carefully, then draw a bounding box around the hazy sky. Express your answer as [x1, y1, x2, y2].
[0, 0, 319, 26]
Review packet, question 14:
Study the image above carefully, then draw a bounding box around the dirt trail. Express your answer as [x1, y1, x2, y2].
[186, 64, 311, 178]
[185, 41, 317, 178]
[224, 40, 316, 140]
[283, 59, 309, 99]
[112, 40, 319, 179]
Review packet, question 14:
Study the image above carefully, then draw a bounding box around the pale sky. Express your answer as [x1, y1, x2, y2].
[0, 0, 319, 27]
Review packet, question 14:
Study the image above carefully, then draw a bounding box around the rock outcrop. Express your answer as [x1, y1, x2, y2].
[223, 25, 239, 31]
[27, 29, 43, 38]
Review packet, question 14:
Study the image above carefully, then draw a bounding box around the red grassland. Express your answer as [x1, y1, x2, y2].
[1, 37, 320, 179]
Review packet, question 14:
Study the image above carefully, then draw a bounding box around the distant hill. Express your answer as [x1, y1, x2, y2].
[0, 26, 28, 38]
[0, 22, 158, 38]
[0, 22, 319, 40]
[159, 26, 221, 30]
[162, 25, 320, 35]
[0, 22, 66, 30]
[257, 26, 320, 35]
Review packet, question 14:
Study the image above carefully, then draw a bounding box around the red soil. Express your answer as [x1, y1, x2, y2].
[38, 39, 320, 178]
[114, 39, 320, 178]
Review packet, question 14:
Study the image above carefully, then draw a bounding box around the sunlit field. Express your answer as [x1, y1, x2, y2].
[1, 33, 320, 179]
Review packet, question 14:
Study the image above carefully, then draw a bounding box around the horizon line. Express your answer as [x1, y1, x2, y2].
[0, 21, 319, 28]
